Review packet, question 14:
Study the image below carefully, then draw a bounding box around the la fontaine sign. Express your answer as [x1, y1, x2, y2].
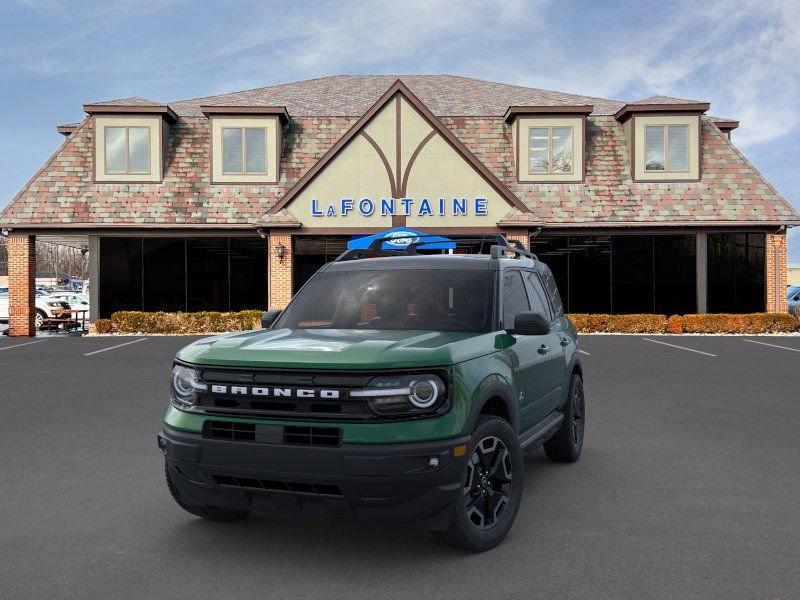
[310, 196, 488, 218]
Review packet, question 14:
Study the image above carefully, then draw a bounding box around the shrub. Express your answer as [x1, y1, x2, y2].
[680, 313, 797, 334]
[94, 319, 113, 334]
[111, 310, 263, 334]
[568, 312, 798, 334]
[665, 314, 683, 334]
[567, 314, 667, 333]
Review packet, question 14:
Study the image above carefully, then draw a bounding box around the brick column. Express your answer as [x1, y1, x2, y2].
[503, 230, 530, 251]
[8, 234, 36, 336]
[268, 231, 293, 309]
[765, 232, 788, 312]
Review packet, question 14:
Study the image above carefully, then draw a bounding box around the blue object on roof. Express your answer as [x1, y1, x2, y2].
[347, 227, 455, 251]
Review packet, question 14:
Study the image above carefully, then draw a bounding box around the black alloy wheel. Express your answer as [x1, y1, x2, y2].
[463, 435, 513, 529]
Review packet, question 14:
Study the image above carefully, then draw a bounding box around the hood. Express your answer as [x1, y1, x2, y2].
[176, 328, 499, 369]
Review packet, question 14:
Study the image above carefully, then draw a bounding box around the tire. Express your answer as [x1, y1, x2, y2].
[164, 463, 250, 522]
[35, 309, 46, 330]
[543, 373, 585, 463]
[436, 416, 523, 552]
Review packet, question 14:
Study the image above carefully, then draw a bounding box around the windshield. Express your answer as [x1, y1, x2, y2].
[275, 269, 495, 332]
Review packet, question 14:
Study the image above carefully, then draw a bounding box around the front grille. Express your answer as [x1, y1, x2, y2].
[213, 475, 343, 497]
[205, 420, 255, 441]
[204, 420, 341, 446]
[283, 426, 341, 447]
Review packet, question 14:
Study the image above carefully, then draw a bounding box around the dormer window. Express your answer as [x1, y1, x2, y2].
[202, 106, 289, 184]
[528, 126, 574, 174]
[505, 106, 591, 183]
[105, 126, 151, 174]
[222, 127, 268, 174]
[644, 124, 688, 172]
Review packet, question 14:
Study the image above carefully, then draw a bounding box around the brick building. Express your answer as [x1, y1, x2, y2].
[1, 75, 797, 335]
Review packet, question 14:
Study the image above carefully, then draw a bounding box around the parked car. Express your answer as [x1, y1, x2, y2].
[0, 288, 70, 329]
[46, 292, 90, 320]
[159, 237, 584, 551]
[788, 286, 800, 315]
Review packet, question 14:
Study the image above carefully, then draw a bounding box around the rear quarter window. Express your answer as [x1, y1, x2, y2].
[539, 268, 564, 318]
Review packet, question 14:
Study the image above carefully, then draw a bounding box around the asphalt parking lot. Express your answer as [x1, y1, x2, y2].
[1, 334, 799, 600]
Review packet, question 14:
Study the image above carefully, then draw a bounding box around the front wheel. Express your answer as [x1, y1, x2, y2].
[543, 373, 585, 463]
[436, 416, 523, 552]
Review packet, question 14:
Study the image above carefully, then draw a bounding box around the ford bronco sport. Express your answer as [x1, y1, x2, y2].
[159, 236, 585, 551]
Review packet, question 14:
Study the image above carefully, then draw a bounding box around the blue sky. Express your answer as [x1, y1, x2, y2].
[1, 0, 798, 261]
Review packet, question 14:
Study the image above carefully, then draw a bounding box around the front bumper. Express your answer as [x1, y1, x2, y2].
[159, 426, 470, 530]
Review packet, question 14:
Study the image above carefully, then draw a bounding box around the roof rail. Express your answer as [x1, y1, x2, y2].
[334, 234, 538, 262]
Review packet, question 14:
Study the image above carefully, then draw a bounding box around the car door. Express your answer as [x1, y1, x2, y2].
[501, 270, 553, 431]
[523, 270, 567, 414]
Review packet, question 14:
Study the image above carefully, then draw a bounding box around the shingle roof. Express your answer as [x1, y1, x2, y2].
[1, 75, 796, 229]
[87, 96, 164, 107]
[631, 95, 707, 105]
[168, 74, 626, 117]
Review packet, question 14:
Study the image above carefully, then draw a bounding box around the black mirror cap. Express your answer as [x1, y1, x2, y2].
[261, 309, 282, 329]
[510, 311, 550, 336]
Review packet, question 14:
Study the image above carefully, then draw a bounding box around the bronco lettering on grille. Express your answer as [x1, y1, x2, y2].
[208, 385, 340, 399]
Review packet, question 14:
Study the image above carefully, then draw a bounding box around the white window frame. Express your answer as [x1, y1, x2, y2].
[527, 126, 575, 175]
[220, 127, 269, 175]
[644, 124, 689, 173]
[104, 126, 152, 175]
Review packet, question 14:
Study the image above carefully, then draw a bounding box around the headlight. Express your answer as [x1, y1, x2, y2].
[352, 373, 447, 416]
[170, 364, 206, 409]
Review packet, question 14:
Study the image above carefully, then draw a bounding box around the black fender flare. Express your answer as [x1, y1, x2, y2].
[464, 374, 519, 434]
[560, 355, 583, 411]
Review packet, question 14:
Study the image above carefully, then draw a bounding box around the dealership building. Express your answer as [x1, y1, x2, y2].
[1, 75, 797, 335]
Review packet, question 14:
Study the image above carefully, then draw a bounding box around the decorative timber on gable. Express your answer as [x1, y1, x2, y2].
[267, 80, 530, 229]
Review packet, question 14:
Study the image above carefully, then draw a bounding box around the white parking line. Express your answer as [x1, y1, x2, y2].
[84, 338, 147, 356]
[0, 339, 49, 352]
[743, 339, 800, 353]
[642, 337, 717, 357]
[578, 349, 591, 356]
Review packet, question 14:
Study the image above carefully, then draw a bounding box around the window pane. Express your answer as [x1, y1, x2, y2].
[98, 237, 142, 317]
[523, 272, 550, 318]
[143, 238, 186, 312]
[230, 238, 268, 311]
[667, 125, 688, 171]
[127, 127, 150, 173]
[503, 271, 531, 328]
[612, 236, 654, 313]
[244, 128, 266, 173]
[530, 236, 569, 311]
[654, 236, 695, 314]
[567, 236, 611, 313]
[551, 127, 573, 173]
[222, 128, 243, 173]
[708, 233, 765, 313]
[104, 127, 127, 173]
[645, 126, 665, 171]
[528, 128, 549, 173]
[187, 238, 229, 311]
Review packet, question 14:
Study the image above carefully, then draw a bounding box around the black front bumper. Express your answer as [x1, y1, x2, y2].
[159, 426, 470, 530]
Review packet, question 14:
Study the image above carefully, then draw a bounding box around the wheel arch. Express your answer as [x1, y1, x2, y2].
[464, 375, 519, 433]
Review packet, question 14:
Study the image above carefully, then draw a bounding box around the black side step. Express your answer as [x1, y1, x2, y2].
[519, 412, 564, 453]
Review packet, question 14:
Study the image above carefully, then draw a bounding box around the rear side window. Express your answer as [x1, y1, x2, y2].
[502, 271, 531, 328]
[523, 272, 551, 320]
[539, 268, 564, 318]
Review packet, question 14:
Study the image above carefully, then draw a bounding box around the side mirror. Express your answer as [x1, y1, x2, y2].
[261, 309, 282, 329]
[510, 311, 550, 336]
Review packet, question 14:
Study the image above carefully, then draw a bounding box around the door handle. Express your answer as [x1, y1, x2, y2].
[560, 337, 570, 346]
[538, 344, 550, 354]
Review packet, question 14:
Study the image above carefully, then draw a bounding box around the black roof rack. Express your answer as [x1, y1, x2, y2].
[333, 234, 538, 262]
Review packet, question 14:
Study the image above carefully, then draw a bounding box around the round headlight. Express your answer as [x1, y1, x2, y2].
[171, 365, 204, 407]
[409, 379, 439, 408]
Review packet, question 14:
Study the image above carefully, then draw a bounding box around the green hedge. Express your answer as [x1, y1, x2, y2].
[110, 310, 262, 334]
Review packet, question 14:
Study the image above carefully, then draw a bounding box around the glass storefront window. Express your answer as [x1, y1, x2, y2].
[708, 233, 765, 313]
[98, 237, 267, 318]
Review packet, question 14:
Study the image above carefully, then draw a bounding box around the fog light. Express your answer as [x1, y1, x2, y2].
[428, 457, 439, 467]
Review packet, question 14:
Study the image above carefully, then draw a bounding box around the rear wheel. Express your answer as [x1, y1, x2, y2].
[164, 463, 250, 521]
[35, 309, 46, 330]
[543, 373, 585, 463]
[436, 416, 523, 552]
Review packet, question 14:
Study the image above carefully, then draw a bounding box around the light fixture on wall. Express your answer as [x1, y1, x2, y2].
[275, 243, 286, 264]
[0, 228, 9, 236]
[256, 228, 267, 239]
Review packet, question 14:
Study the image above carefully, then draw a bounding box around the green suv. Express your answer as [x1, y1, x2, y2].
[159, 238, 585, 551]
